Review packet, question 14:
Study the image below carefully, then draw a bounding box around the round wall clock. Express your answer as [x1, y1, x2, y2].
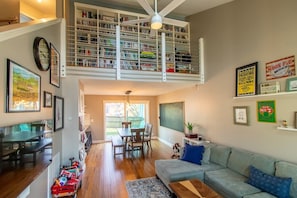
[33, 37, 51, 71]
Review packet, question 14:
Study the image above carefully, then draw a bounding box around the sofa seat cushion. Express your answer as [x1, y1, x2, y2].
[205, 168, 261, 198]
[243, 192, 277, 198]
[155, 159, 223, 184]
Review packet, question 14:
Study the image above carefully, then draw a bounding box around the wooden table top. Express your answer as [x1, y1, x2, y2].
[169, 179, 222, 198]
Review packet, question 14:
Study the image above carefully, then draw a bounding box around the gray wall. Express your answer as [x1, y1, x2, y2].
[158, 0, 297, 163]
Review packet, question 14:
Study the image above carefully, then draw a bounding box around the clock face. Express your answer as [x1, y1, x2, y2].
[33, 37, 50, 71]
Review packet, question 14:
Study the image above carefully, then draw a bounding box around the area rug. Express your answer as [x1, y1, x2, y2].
[126, 177, 171, 198]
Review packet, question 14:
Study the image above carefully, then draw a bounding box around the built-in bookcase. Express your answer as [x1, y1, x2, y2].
[72, 2, 191, 73]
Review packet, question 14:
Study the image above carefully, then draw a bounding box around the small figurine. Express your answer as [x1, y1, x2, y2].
[282, 120, 288, 128]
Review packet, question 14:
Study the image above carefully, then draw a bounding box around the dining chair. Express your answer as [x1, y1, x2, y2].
[0, 133, 19, 173]
[122, 121, 132, 128]
[128, 128, 145, 157]
[143, 123, 153, 149]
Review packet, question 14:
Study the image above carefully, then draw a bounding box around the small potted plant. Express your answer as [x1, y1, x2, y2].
[185, 122, 194, 134]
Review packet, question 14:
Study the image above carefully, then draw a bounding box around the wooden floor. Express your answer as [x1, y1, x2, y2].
[77, 139, 172, 198]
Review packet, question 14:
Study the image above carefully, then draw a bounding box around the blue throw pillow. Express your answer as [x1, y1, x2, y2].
[180, 143, 204, 165]
[247, 165, 292, 198]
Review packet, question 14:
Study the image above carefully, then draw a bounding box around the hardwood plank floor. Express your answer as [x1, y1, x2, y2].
[77, 139, 172, 198]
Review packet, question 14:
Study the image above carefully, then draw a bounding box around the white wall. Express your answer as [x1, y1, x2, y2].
[158, 0, 297, 163]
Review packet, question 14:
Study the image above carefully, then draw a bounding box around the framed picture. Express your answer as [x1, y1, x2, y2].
[295, 112, 297, 129]
[233, 106, 248, 125]
[235, 62, 258, 97]
[257, 100, 276, 123]
[6, 59, 41, 112]
[50, 43, 60, 88]
[54, 96, 64, 131]
[286, 77, 297, 92]
[43, 91, 52, 107]
[266, 55, 295, 80]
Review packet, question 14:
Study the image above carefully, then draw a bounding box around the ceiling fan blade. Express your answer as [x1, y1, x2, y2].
[159, 0, 186, 17]
[163, 17, 188, 27]
[137, 0, 155, 16]
[122, 18, 150, 25]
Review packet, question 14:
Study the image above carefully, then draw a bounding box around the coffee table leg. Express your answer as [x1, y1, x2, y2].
[170, 192, 177, 198]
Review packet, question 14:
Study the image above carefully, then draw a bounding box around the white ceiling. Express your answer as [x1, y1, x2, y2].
[21, 0, 233, 96]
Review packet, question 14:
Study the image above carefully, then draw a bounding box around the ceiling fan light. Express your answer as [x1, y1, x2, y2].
[151, 14, 162, 29]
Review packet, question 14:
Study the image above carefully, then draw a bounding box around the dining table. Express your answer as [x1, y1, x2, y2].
[117, 127, 132, 152]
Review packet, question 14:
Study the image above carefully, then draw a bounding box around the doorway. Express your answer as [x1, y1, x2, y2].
[104, 101, 149, 140]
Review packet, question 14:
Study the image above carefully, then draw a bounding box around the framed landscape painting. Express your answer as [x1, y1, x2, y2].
[6, 59, 41, 112]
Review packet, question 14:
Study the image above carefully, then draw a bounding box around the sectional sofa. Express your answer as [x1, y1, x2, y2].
[155, 142, 297, 198]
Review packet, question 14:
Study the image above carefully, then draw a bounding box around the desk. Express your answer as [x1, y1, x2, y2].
[3, 131, 44, 145]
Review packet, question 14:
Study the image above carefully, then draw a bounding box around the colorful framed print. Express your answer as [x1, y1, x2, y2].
[286, 76, 297, 92]
[257, 100, 276, 123]
[50, 43, 60, 88]
[233, 106, 248, 125]
[6, 59, 41, 112]
[54, 96, 64, 131]
[266, 55, 295, 80]
[43, 91, 52, 108]
[235, 62, 258, 97]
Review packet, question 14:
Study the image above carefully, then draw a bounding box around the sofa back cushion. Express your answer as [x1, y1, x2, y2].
[227, 148, 254, 177]
[210, 144, 231, 167]
[275, 161, 297, 198]
[250, 153, 276, 175]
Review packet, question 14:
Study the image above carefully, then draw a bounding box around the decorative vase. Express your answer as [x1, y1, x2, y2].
[188, 129, 192, 134]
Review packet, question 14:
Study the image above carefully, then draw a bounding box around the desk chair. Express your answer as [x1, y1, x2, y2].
[0, 133, 18, 173]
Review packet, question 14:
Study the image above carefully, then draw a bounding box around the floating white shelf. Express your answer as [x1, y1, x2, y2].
[277, 126, 297, 132]
[233, 91, 297, 100]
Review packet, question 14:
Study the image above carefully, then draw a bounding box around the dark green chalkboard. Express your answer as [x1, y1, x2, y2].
[159, 102, 184, 132]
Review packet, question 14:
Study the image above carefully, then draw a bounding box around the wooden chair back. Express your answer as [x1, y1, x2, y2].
[122, 122, 132, 128]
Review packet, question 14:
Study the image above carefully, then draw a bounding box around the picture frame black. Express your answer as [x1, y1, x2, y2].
[43, 91, 52, 108]
[54, 96, 64, 131]
[6, 59, 41, 112]
[50, 43, 60, 88]
[233, 106, 248, 125]
[235, 62, 258, 97]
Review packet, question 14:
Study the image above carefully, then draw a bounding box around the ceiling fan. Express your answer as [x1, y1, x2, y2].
[122, 0, 187, 30]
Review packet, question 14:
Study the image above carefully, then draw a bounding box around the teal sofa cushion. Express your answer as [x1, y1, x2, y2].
[247, 166, 292, 198]
[228, 148, 254, 177]
[210, 145, 231, 167]
[205, 168, 261, 197]
[243, 192, 277, 198]
[275, 161, 297, 198]
[251, 153, 276, 175]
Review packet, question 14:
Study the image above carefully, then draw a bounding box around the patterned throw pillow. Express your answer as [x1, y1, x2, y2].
[180, 143, 204, 165]
[247, 165, 292, 198]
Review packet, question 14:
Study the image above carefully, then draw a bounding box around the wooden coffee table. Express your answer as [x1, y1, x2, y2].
[169, 179, 222, 198]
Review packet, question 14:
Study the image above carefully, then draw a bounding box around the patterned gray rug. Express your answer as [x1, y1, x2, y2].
[126, 177, 171, 198]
